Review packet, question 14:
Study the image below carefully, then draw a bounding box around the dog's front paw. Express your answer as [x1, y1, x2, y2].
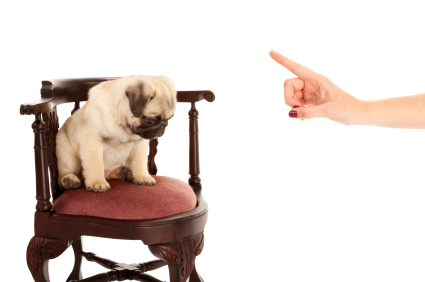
[133, 175, 156, 186]
[61, 174, 81, 189]
[85, 179, 111, 192]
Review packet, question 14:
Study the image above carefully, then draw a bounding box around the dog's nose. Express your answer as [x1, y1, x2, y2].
[145, 118, 156, 125]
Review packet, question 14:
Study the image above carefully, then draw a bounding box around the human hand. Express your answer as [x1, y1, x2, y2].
[269, 50, 366, 125]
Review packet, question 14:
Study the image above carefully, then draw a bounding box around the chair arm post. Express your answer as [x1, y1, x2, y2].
[188, 102, 201, 189]
[32, 114, 52, 211]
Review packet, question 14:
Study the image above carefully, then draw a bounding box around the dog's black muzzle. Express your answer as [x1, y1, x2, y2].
[133, 119, 168, 139]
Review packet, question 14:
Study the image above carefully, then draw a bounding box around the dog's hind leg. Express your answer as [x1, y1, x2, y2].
[61, 174, 81, 189]
[108, 166, 134, 182]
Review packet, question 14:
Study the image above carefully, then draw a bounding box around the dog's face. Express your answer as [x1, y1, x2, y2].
[122, 76, 176, 139]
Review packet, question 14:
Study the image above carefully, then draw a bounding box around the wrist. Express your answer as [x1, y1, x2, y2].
[355, 100, 371, 126]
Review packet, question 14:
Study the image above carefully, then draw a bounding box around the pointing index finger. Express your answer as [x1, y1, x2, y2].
[269, 50, 315, 79]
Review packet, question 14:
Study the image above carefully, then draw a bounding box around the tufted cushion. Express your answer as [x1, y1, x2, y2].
[52, 176, 197, 220]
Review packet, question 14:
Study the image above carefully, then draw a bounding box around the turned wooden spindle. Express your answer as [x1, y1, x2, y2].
[80, 251, 117, 269]
[69, 273, 114, 282]
[74, 252, 166, 282]
[136, 273, 164, 282]
[148, 138, 158, 175]
[70, 272, 163, 282]
[32, 114, 52, 211]
[138, 260, 168, 273]
[188, 102, 201, 189]
[71, 101, 80, 115]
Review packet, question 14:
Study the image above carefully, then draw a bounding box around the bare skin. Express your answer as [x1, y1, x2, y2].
[269, 50, 425, 129]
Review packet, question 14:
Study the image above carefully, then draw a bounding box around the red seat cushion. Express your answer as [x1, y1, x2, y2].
[52, 176, 197, 220]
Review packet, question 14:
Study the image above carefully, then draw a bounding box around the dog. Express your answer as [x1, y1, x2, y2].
[56, 75, 177, 192]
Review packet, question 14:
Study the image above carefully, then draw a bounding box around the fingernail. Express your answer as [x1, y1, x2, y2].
[293, 106, 300, 108]
[289, 111, 297, 118]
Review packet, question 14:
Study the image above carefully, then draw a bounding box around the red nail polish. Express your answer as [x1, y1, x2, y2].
[289, 111, 297, 118]
[293, 106, 300, 108]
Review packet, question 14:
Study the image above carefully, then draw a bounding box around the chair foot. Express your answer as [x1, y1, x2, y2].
[67, 237, 83, 282]
[149, 233, 204, 282]
[26, 236, 72, 282]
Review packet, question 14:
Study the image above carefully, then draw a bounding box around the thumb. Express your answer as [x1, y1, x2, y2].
[289, 104, 330, 120]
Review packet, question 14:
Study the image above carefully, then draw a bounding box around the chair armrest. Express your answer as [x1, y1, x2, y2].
[20, 77, 119, 115]
[177, 91, 215, 103]
[20, 97, 55, 115]
[21, 83, 215, 115]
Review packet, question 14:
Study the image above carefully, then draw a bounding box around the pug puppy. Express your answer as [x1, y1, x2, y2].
[56, 75, 176, 192]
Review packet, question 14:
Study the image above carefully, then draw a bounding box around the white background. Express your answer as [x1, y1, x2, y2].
[1, 1, 425, 281]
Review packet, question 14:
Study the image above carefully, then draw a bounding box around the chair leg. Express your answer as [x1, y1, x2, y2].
[148, 232, 204, 282]
[26, 236, 72, 282]
[67, 237, 83, 282]
[167, 263, 188, 282]
[189, 264, 203, 282]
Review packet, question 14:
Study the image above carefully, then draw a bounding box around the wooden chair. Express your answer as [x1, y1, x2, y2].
[20, 78, 215, 282]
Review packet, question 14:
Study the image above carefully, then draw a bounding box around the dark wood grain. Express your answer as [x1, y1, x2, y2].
[21, 78, 119, 115]
[42, 107, 61, 201]
[176, 91, 215, 103]
[188, 103, 201, 190]
[27, 236, 72, 282]
[149, 233, 204, 282]
[80, 251, 117, 269]
[139, 260, 168, 273]
[70, 273, 112, 282]
[69, 252, 167, 282]
[148, 139, 158, 175]
[69, 272, 164, 282]
[71, 101, 80, 115]
[22, 77, 215, 282]
[189, 265, 204, 282]
[32, 114, 52, 212]
[67, 237, 83, 282]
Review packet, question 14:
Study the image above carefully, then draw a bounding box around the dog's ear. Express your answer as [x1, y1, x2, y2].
[125, 82, 151, 117]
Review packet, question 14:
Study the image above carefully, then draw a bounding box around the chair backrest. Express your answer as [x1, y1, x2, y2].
[20, 78, 214, 204]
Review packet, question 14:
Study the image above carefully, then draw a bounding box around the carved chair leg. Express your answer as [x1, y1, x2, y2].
[67, 237, 83, 282]
[189, 264, 203, 282]
[148, 233, 204, 282]
[167, 264, 186, 282]
[26, 236, 72, 282]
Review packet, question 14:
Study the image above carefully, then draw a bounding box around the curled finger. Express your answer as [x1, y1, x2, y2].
[283, 78, 305, 107]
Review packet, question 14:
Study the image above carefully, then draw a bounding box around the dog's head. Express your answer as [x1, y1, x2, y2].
[122, 75, 176, 139]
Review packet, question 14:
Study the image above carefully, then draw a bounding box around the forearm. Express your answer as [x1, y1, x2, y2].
[358, 93, 425, 129]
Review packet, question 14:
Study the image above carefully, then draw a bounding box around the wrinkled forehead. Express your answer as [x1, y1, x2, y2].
[144, 102, 175, 120]
[144, 77, 176, 119]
